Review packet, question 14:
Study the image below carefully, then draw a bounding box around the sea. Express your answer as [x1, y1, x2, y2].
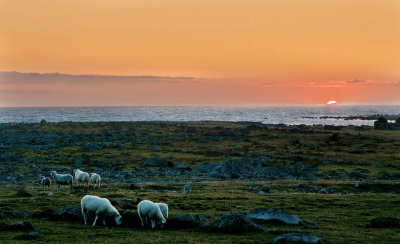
[0, 106, 399, 126]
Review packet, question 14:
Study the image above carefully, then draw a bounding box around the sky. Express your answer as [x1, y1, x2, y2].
[0, 0, 399, 106]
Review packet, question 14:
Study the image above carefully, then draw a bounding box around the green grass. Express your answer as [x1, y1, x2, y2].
[0, 181, 399, 243]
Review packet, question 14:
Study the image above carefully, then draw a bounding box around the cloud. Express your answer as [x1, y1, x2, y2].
[346, 79, 367, 84]
[0, 71, 195, 85]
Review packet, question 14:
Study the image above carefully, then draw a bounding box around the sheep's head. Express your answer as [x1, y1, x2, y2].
[161, 217, 166, 225]
[115, 215, 122, 226]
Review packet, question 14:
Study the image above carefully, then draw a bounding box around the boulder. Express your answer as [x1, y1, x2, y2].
[247, 208, 301, 225]
[261, 184, 272, 193]
[70, 156, 83, 168]
[182, 184, 192, 194]
[0, 221, 34, 231]
[122, 198, 136, 209]
[272, 232, 323, 243]
[48, 206, 82, 222]
[120, 210, 141, 228]
[365, 217, 400, 228]
[30, 209, 55, 219]
[210, 212, 265, 233]
[164, 214, 207, 230]
[0, 210, 26, 219]
[13, 232, 40, 240]
[108, 199, 120, 207]
[140, 157, 171, 167]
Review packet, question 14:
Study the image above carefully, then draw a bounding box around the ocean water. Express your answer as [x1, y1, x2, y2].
[0, 106, 399, 125]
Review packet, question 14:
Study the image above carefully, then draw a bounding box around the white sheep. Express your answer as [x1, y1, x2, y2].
[40, 176, 51, 189]
[74, 169, 90, 186]
[50, 171, 73, 191]
[137, 200, 166, 229]
[81, 195, 122, 227]
[155, 202, 168, 219]
[90, 173, 101, 188]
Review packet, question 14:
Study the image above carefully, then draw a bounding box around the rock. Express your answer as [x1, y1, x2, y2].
[354, 181, 370, 189]
[182, 184, 192, 194]
[210, 212, 265, 233]
[258, 191, 266, 195]
[272, 232, 323, 243]
[30, 209, 55, 219]
[247, 208, 301, 225]
[13, 188, 32, 197]
[122, 198, 136, 209]
[0, 210, 26, 219]
[182, 204, 193, 210]
[120, 210, 141, 228]
[354, 148, 368, 154]
[128, 183, 140, 190]
[365, 217, 400, 228]
[13, 232, 40, 240]
[70, 156, 83, 168]
[175, 164, 191, 171]
[82, 143, 101, 152]
[0, 221, 34, 231]
[40, 119, 47, 125]
[48, 192, 53, 196]
[140, 157, 172, 167]
[164, 214, 207, 230]
[261, 184, 272, 193]
[108, 199, 120, 207]
[319, 188, 328, 194]
[48, 206, 82, 222]
[371, 163, 384, 168]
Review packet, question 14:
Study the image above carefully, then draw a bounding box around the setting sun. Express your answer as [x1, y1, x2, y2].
[327, 100, 338, 105]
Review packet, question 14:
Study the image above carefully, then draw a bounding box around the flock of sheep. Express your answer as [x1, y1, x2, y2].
[40, 169, 168, 229]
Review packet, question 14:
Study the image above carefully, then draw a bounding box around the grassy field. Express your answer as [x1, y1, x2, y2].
[0, 122, 400, 243]
[1, 180, 400, 243]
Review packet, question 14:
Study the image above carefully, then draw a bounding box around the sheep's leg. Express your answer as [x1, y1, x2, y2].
[93, 215, 98, 227]
[151, 219, 155, 229]
[140, 216, 145, 227]
[83, 212, 88, 225]
[103, 218, 106, 226]
[98, 182, 101, 188]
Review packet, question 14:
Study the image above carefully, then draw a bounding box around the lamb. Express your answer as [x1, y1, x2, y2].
[81, 195, 122, 227]
[74, 169, 90, 186]
[155, 202, 168, 219]
[137, 200, 166, 229]
[50, 171, 73, 191]
[90, 173, 101, 188]
[40, 176, 51, 189]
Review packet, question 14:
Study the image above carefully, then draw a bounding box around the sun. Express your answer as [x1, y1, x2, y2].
[327, 100, 337, 105]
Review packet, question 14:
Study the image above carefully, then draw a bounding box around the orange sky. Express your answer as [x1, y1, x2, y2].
[0, 0, 399, 106]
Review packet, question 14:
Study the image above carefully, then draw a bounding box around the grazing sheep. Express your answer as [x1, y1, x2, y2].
[90, 173, 101, 188]
[50, 171, 73, 191]
[74, 169, 90, 186]
[138, 200, 166, 229]
[81, 195, 122, 227]
[155, 202, 168, 219]
[40, 176, 51, 190]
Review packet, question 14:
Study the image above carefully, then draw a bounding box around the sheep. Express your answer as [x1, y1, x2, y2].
[50, 171, 73, 191]
[90, 173, 101, 188]
[40, 176, 51, 190]
[74, 169, 90, 186]
[155, 202, 168, 219]
[81, 195, 122, 227]
[137, 200, 166, 229]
